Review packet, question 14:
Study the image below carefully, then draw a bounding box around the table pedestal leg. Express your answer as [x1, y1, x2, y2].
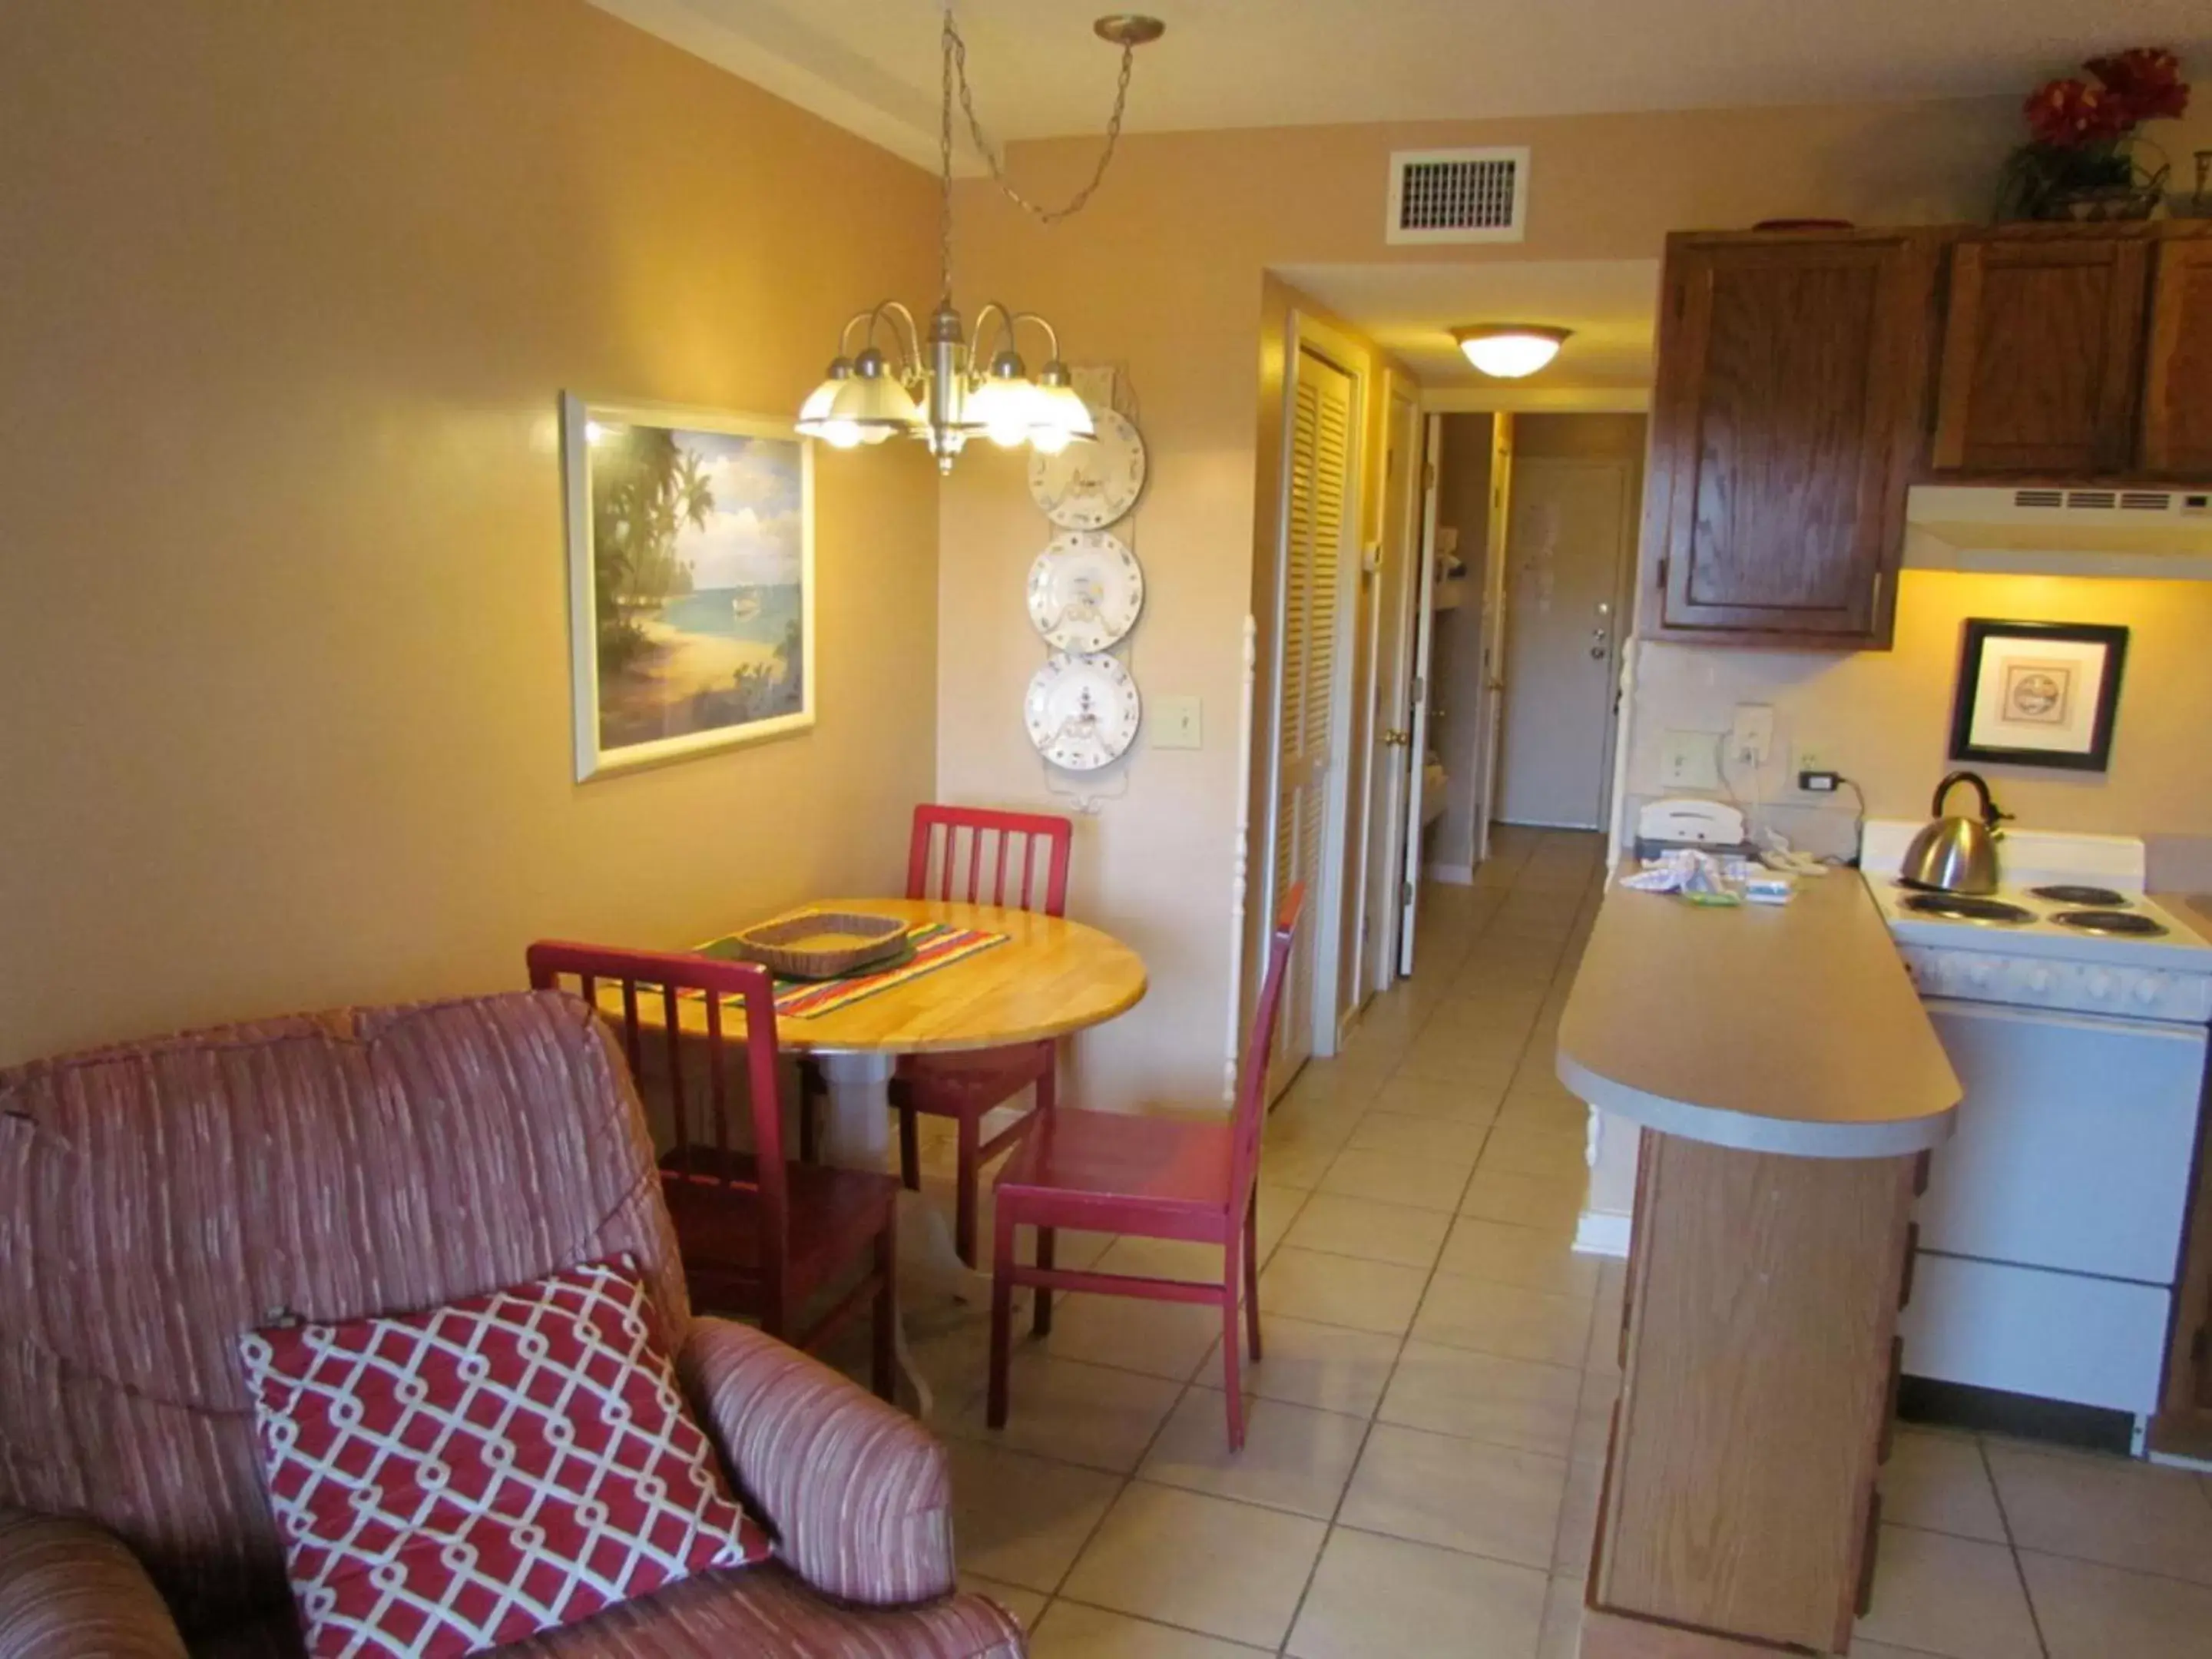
[813, 1049, 996, 1418]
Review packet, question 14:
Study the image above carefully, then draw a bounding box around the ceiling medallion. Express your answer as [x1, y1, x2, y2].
[1452, 323, 1573, 379]
[797, 8, 1165, 473]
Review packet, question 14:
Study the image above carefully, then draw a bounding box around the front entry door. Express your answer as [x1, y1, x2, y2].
[1496, 458, 1633, 831]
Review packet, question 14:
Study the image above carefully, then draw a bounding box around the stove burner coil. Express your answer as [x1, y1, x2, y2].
[2029, 885, 2130, 908]
[1902, 894, 2035, 925]
[2051, 909, 2169, 938]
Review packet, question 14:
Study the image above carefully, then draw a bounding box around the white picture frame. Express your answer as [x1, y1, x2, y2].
[561, 394, 815, 781]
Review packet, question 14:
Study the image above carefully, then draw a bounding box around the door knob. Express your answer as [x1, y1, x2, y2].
[1589, 646, 1607, 659]
[1382, 729, 1411, 747]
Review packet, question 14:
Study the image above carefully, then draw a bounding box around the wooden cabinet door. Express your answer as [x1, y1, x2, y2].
[1932, 237, 2149, 475]
[2141, 238, 2212, 477]
[1647, 234, 1929, 647]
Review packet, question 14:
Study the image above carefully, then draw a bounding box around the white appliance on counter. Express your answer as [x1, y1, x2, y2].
[1862, 823, 2212, 1451]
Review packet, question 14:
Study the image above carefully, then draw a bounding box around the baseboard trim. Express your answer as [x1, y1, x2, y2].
[1573, 1209, 1633, 1258]
[1426, 861, 1475, 886]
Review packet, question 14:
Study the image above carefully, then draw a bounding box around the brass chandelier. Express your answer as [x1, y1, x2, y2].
[796, 8, 1164, 472]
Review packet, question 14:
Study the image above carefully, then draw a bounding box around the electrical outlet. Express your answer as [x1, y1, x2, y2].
[1793, 744, 1835, 790]
[1151, 695, 1202, 750]
[1730, 704, 1774, 767]
[1660, 730, 1723, 791]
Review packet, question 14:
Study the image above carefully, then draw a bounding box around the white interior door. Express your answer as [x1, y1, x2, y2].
[1396, 413, 1442, 978]
[1267, 344, 1356, 1088]
[1496, 457, 1634, 830]
[1472, 416, 1514, 865]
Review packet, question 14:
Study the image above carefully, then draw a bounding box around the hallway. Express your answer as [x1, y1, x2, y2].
[911, 826, 2212, 1657]
[922, 826, 1613, 1656]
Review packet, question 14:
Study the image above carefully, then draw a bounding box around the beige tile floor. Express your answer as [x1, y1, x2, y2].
[879, 827, 2212, 1657]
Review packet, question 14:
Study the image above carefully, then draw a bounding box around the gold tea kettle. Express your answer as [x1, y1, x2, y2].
[1899, 771, 2012, 896]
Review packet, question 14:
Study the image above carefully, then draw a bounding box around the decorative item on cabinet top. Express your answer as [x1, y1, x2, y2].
[1025, 651, 1142, 773]
[1029, 406, 1147, 528]
[1028, 530, 1144, 651]
[1996, 47, 2188, 223]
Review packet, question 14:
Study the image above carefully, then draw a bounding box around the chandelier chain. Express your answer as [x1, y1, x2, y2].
[942, 7, 1137, 230]
[939, 9, 956, 303]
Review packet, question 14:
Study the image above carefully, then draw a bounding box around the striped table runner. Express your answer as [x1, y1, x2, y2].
[695, 922, 1009, 1019]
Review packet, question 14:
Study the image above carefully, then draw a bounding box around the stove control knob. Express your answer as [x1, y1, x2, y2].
[2028, 967, 2055, 995]
[1968, 961, 1993, 988]
[2134, 976, 2163, 1006]
[2088, 969, 2114, 999]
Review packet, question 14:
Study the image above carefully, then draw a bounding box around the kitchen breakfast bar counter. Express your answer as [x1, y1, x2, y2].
[1557, 868, 1961, 1658]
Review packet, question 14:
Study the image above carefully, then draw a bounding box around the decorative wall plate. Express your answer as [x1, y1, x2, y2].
[1028, 408, 1147, 529]
[1025, 652, 1142, 772]
[1027, 531, 1144, 652]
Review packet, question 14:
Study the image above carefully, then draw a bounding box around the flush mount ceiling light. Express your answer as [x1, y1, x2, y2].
[797, 8, 1164, 472]
[1452, 324, 1573, 379]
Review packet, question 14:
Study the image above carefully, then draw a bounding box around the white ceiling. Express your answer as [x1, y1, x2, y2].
[592, 0, 2210, 170]
[1275, 260, 1663, 391]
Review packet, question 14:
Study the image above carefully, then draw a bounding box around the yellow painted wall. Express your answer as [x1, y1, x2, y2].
[0, 0, 940, 1063]
[1628, 573, 2212, 849]
[936, 98, 2028, 1105]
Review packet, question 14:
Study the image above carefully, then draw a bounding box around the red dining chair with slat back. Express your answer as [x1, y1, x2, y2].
[986, 885, 1304, 1451]
[799, 805, 1074, 1267]
[525, 940, 900, 1399]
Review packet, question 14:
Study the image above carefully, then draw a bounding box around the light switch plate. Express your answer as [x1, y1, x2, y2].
[1152, 695, 1202, 750]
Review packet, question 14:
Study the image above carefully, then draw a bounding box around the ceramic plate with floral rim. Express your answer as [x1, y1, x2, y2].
[1028, 408, 1146, 530]
[1026, 531, 1144, 652]
[1024, 652, 1141, 772]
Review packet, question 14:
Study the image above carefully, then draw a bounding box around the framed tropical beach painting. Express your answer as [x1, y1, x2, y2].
[561, 395, 814, 780]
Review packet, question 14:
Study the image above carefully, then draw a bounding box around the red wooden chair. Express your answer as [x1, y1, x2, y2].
[526, 940, 899, 1400]
[803, 804, 1075, 1267]
[986, 885, 1305, 1451]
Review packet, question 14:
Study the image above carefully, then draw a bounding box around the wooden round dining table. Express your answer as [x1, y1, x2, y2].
[758, 897, 1147, 1061]
[764, 899, 1146, 1199]
[636, 896, 1146, 1412]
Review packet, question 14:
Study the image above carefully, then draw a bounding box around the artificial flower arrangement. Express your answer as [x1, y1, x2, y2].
[1999, 47, 2190, 220]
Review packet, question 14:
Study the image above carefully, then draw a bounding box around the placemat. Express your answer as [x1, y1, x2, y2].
[696, 922, 1009, 1018]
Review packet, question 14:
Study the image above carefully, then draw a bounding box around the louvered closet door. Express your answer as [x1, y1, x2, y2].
[1270, 348, 1354, 1085]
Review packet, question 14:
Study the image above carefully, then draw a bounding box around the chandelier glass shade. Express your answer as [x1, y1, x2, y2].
[796, 9, 1160, 472]
[1452, 324, 1573, 379]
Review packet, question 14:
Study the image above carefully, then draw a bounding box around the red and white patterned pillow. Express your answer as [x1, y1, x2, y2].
[237, 1257, 768, 1658]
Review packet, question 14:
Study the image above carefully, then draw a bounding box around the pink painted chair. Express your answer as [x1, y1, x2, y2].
[527, 940, 901, 1401]
[986, 886, 1305, 1451]
[803, 804, 1075, 1267]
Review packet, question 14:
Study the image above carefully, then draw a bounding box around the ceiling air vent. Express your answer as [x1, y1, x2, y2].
[2065, 489, 2118, 511]
[2013, 488, 2065, 508]
[2121, 491, 2174, 511]
[1386, 147, 1528, 245]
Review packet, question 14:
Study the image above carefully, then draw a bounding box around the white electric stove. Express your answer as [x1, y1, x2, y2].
[1862, 823, 2212, 1452]
[1863, 828, 2212, 1023]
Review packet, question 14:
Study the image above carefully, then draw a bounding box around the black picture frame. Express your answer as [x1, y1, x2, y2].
[1947, 619, 2128, 773]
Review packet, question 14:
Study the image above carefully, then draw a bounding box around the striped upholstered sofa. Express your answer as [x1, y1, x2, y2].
[0, 990, 1025, 1657]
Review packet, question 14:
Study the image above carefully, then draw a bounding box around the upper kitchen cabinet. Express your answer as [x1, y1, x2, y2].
[1932, 232, 2149, 476]
[1644, 231, 1935, 650]
[2141, 237, 2212, 477]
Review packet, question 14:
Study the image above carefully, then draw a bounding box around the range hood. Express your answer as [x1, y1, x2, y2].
[1905, 484, 2212, 578]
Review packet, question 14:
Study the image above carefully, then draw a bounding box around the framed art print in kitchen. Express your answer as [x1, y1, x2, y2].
[1947, 619, 2128, 773]
[561, 394, 814, 781]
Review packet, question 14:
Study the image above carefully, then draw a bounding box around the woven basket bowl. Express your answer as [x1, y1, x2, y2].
[733, 911, 909, 980]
